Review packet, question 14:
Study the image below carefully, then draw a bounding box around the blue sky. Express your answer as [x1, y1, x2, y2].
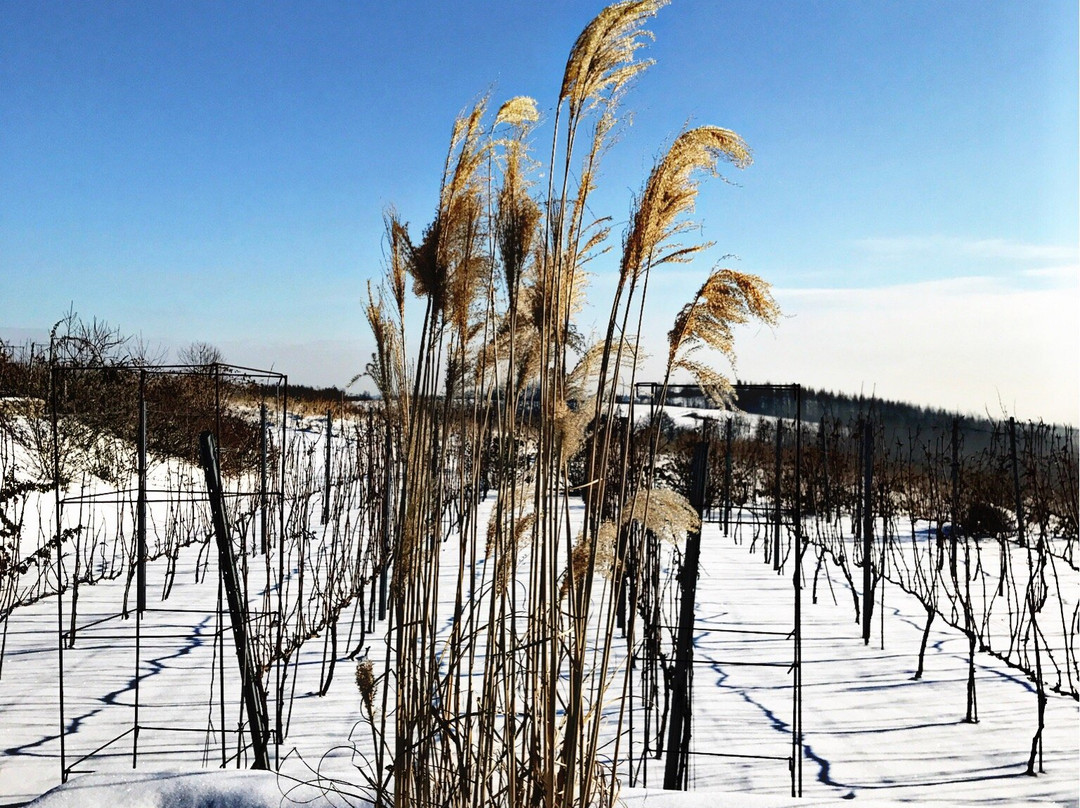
[1, 1, 1077, 423]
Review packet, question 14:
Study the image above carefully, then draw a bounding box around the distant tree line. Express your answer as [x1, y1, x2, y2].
[656, 381, 1076, 456]
[730, 381, 994, 432]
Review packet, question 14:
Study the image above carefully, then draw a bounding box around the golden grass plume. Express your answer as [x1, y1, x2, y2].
[355, 658, 377, 715]
[563, 521, 618, 600]
[667, 267, 779, 403]
[622, 126, 752, 285]
[362, 282, 404, 403]
[561, 0, 668, 118]
[495, 95, 539, 129]
[621, 486, 700, 544]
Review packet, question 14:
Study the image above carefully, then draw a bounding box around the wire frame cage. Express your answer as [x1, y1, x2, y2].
[48, 361, 290, 781]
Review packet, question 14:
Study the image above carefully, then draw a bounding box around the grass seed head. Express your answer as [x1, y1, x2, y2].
[561, 0, 668, 118]
[622, 487, 700, 543]
[355, 658, 376, 714]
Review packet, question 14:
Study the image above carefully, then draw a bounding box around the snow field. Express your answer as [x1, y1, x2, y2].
[3, 496, 1077, 806]
[2, 408, 1077, 807]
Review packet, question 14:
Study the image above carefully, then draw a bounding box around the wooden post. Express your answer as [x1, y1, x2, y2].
[134, 370, 147, 767]
[722, 418, 733, 536]
[1011, 418, 1044, 770]
[51, 356, 67, 781]
[956, 418, 978, 724]
[819, 417, 831, 522]
[663, 441, 708, 790]
[792, 386, 803, 797]
[1009, 418, 1026, 550]
[136, 371, 147, 614]
[259, 403, 269, 554]
[950, 418, 960, 578]
[200, 431, 271, 770]
[773, 422, 783, 571]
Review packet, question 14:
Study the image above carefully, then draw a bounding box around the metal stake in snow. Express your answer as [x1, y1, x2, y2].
[322, 410, 332, 525]
[664, 440, 709, 790]
[199, 430, 271, 770]
[136, 371, 147, 614]
[861, 421, 874, 645]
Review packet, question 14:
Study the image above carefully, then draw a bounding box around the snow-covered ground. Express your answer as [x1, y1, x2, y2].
[3, 491, 1077, 807]
[1, 405, 1076, 807]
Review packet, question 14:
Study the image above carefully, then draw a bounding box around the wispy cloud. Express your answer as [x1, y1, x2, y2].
[854, 235, 1078, 264]
[1020, 264, 1080, 282]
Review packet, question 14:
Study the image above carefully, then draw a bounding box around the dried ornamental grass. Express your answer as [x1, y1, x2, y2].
[667, 267, 780, 403]
[563, 521, 618, 600]
[623, 126, 752, 285]
[355, 658, 377, 715]
[621, 486, 700, 544]
[561, 0, 668, 118]
[358, 3, 782, 807]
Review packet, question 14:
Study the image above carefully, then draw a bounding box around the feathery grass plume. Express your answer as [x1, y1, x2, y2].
[590, 126, 750, 478]
[621, 486, 700, 544]
[673, 357, 737, 406]
[484, 488, 535, 593]
[362, 283, 403, 404]
[667, 267, 779, 402]
[495, 95, 540, 129]
[482, 274, 544, 395]
[566, 341, 607, 398]
[444, 352, 462, 405]
[402, 216, 446, 309]
[554, 396, 596, 464]
[400, 98, 491, 320]
[560, 0, 668, 119]
[495, 99, 542, 300]
[384, 209, 409, 324]
[442, 97, 489, 218]
[555, 108, 615, 338]
[622, 126, 751, 284]
[496, 186, 541, 305]
[545, 2, 664, 410]
[484, 491, 508, 557]
[575, 336, 645, 399]
[502, 512, 535, 596]
[442, 100, 491, 335]
[559, 337, 637, 475]
[596, 520, 619, 573]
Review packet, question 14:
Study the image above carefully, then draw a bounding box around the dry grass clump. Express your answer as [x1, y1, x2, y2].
[358, 3, 779, 807]
[563, 521, 618, 600]
[623, 126, 751, 285]
[561, 0, 668, 119]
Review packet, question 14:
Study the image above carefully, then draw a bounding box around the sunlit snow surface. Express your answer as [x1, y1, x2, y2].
[2, 427, 1077, 808]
